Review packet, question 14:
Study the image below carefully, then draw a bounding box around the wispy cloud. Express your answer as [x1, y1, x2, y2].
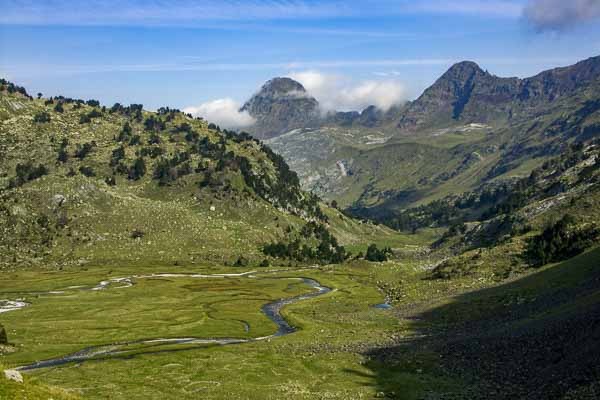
[0, 58, 457, 76]
[289, 70, 408, 111]
[523, 0, 600, 31]
[404, 0, 523, 18]
[183, 98, 255, 129]
[2, 56, 581, 78]
[1, 0, 524, 26]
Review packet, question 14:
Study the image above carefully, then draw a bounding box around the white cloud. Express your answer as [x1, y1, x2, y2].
[183, 98, 255, 129]
[523, 0, 600, 31]
[289, 70, 408, 112]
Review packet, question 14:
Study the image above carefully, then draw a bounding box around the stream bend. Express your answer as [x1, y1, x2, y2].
[9, 272, 331, 371]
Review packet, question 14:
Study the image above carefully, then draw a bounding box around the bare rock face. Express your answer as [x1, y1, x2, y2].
[395, 55, 600, 133]
[241, 77, 320, 139]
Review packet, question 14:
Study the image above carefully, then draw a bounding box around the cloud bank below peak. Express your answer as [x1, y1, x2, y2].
[289, 70, 408, 112]
[184, 98, 255, 129]
[523, 0, 600, 31]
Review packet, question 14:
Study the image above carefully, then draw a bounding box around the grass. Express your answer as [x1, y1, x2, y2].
[1, 233, 598, 399]
[0, 261, 460, 399]
[0, 363, 79, 400]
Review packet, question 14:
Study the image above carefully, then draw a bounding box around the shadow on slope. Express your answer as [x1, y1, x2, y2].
[365, 247, 600, 399]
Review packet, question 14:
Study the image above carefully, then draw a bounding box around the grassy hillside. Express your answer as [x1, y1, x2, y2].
[0, 81, 418, 270]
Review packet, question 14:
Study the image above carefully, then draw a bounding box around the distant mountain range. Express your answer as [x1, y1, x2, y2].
[243, 55, 600, 139]
[235, 56, 600, 230]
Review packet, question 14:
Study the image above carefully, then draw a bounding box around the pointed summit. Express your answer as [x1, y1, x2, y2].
[396, 60, 519, 131]
[241, 77, 320, 139]
[434, 62, 488, 94]
[256, 77, 308, 97]
[440, 61, 486, 81]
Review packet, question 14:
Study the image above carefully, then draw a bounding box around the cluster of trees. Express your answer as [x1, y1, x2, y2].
[128, 158, 146, 180]
[79, 109, 103, 124]
[57, 138, 69, 163]
[109, 103, 143, 121]
[177, 127, 325, 221]
[153, 152, 192, 185]
[255, 144, 326, 221]
[8, 162, 48, 188]
[0, 78, 31, 98]
[355, 142, 597, 237]
[110, 145, 125, 167]
[139, 146, 164, 158]
[157, 106, 182, 119]
[262, 222, 348, 264]
[39, 104, 325, 221]
[526, 214, 599, 267]
[75, 142, 96, 160]
[44, 96, 100, 106]
[116, 122, 142, 145]
[144, 116, 166, 132]
[365, 244, 393, 262]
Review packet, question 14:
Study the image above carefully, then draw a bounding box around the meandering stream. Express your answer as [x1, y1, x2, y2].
[1, 270, 332, 371]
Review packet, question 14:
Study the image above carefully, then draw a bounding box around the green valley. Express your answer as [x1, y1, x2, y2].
[1, 53, 600, 400]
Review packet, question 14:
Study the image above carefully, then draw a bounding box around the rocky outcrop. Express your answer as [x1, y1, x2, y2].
[395, 55, 600, 133]
[241, 77, 320, 139]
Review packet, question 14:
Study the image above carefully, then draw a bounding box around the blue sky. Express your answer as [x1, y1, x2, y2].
[1, 0, 600, 124]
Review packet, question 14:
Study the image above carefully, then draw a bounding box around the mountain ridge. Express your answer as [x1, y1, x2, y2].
[264, 55, 600, 225]
[243, 55, 600, 139]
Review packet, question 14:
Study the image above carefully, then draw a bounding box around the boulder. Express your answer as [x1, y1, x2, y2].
[4, 369, 23, 384]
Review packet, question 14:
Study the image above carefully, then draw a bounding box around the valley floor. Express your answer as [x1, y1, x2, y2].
[1, 248, 599, 399]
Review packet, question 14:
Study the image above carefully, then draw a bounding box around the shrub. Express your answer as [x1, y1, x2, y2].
[110, 145, 126, 166]
[33, 111, 51, 123]
[0, 324, 7, 344]
[79, 166, 96, 177]
[234, 256, 249, 267]
[130, 229, 144, 239]
[79, 114, 91, 124]
[57, 138, 69, 163]
[75, 142, 95, 160]
[128, 157, 146, 180]
[8, 162, 48, 187]
[129, 135, 141, 146]
[79, 109, 102, 124]
[117, 122, 132, 142]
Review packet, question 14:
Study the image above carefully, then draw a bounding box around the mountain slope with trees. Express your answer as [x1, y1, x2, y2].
[0, 80, 405, 270]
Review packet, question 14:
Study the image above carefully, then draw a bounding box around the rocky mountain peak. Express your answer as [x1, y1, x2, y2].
[241, 77, 320, 139]
[440, 61, 487, 81]
[257, 77, 308, 97]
